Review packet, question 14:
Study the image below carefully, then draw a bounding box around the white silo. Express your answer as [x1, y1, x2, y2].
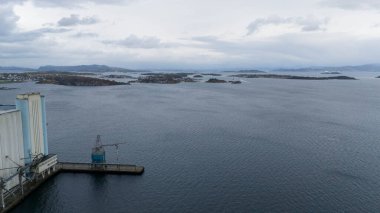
[0, 110, 25, 190]
[16, 93, 49, 164]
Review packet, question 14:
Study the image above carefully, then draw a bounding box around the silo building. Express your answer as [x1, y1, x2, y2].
[0, 110, 25, 190]
[16, 93, 49, 164]
[1, 93, 56, 200]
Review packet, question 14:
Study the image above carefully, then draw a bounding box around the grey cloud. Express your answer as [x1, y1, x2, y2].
[0, 6, 35, 42]
[72, 32, 98, 38]
[0, 0, 24, 6]
[0, 5, 70, 42]
[34, 27, 71, 34]
[191, 36, 219, 43]
[0, 28, 71, 43]
[2, 26, 54, 41]
[58, 14, 98, 26]
[0, 33, 38, 43]
[0, 36, 61, 62]
[189, 33, 380, 68]
[1, 0, 133, 7]
[190, 36, 247, 55]
[320, 0, 380, 10]
[31, 0, 132, 8]
[0, 6, 19, 35]
[104, 35, 175, 49]
[0, 44, 47, 59]
[247, 16, 328, 35]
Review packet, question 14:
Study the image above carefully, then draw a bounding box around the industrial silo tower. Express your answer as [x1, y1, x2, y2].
[15, 93, 49, 164]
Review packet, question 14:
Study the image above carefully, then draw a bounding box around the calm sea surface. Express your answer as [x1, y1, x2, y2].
[1, 72, 380, 212]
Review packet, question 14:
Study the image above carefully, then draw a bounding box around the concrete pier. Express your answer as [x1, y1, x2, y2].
[0, 162, 144, 213]
[58, 162, 145, 175]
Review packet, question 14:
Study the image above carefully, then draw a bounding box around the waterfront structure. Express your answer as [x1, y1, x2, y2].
[0, 93, 143, 212]
[16, 93, 48, 164]
[0, 110, 25, 191]
[0, 93, 57, 211]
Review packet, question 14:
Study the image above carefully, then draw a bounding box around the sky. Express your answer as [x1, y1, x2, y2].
[0, 0, 380, 70]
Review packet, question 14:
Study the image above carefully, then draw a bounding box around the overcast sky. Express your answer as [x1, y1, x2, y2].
[0, 0, 380, 70]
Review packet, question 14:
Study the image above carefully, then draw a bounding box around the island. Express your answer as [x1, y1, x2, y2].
[206, 79, 242, 84]
[202, 73, 222, 76]
[138, 73, 196, 84]
[193, 75, 203, 78]
[37, 75, 128, 86]
[377, 76, 380, 78]
[229, 74, 357, 80]
[206, 78, 227, 83]
[229, 80, 242, 84]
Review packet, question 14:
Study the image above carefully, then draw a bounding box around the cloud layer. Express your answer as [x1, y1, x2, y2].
[2, 0, 132, 7]
[320, 0, 380, 10]
[0, 5, 70, 42]
[0, 6, 19, 35]
[0, 0, 380, 69]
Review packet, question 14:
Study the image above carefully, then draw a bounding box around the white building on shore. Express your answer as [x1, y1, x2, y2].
[16, 93, 49, 163]
[0, 110, 25, 190]
[0, 93, 53, 191]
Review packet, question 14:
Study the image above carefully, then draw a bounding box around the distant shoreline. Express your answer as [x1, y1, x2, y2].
[0, 71, 361, 87]
[230, 74, 357, 80]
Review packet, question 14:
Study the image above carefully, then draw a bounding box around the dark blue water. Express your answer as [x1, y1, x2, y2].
[1, 74, 380, 212]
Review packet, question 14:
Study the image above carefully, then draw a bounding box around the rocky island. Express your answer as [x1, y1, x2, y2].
[138, 73, 196, 84]
[206, 78, 227, 83]
[37, 75, 127, 86]
[230, 74, 356, 80]
[202, 73, 222, 76]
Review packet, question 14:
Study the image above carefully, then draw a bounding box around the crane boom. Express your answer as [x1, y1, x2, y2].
[100, 142, 127, 147]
